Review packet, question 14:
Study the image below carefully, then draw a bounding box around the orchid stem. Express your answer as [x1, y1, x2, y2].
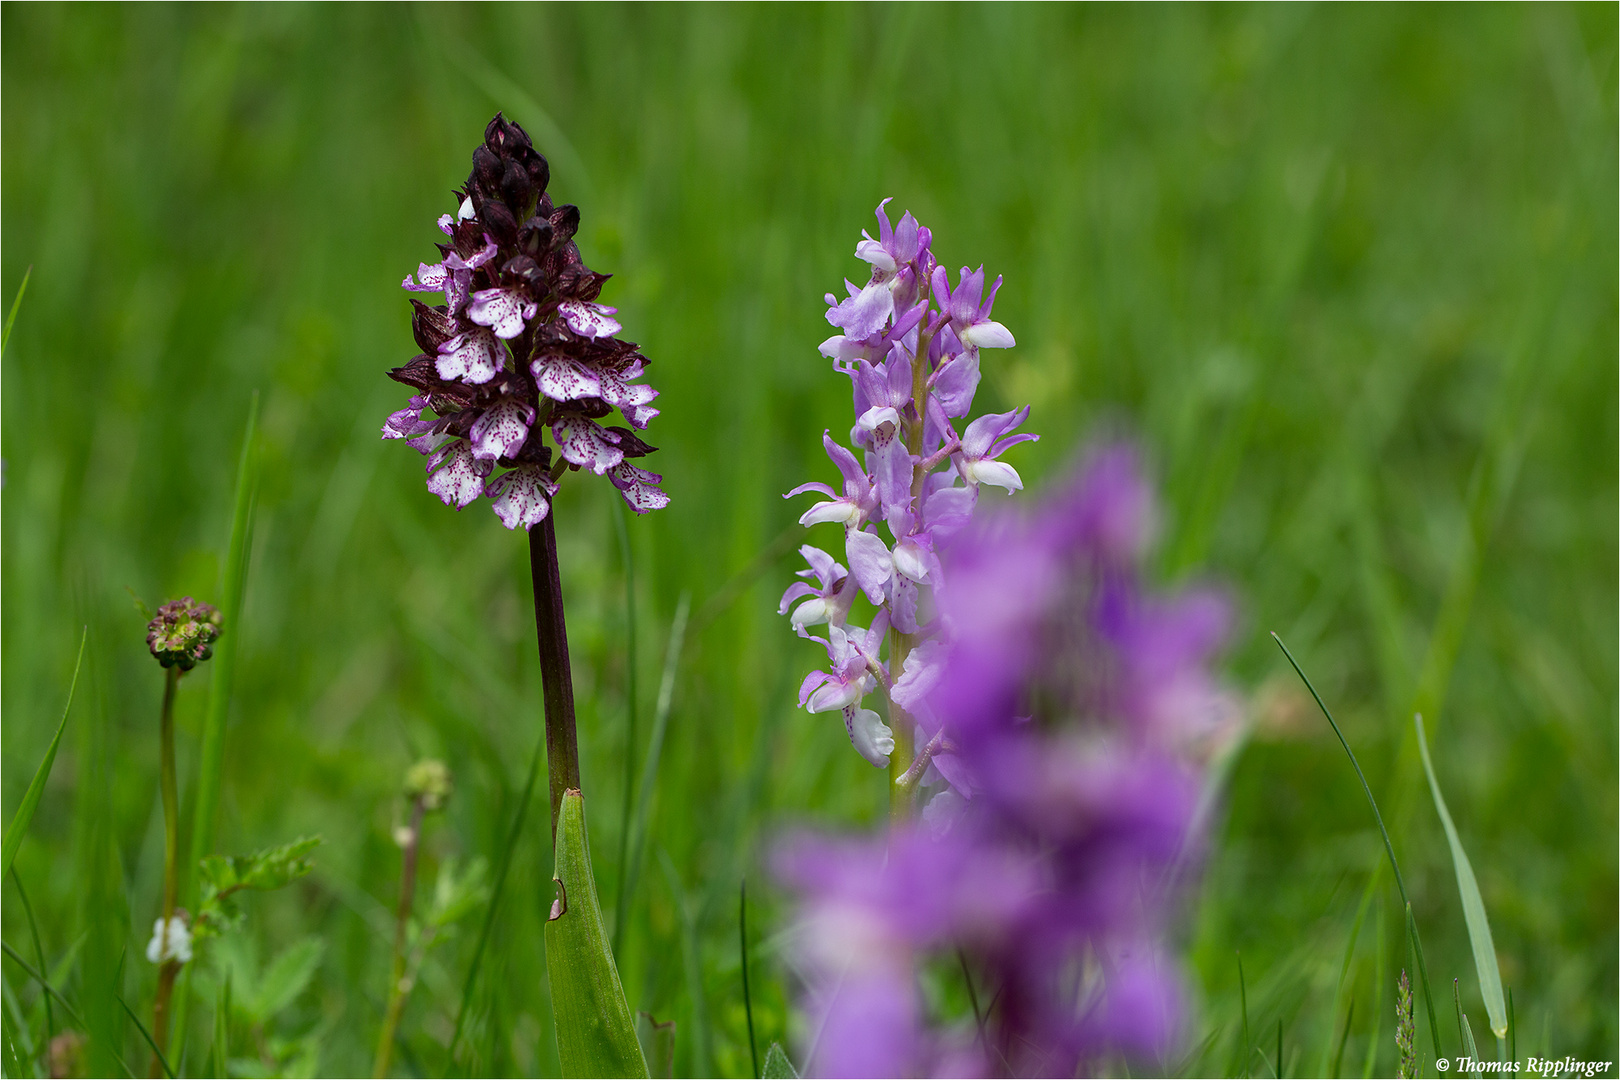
[149, 666, 181, 1078]
[530, 509, 583, 841]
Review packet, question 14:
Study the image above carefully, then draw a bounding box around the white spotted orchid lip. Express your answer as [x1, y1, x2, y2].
[557, 300, 622, 339]
[436, 328, 503, 384]
[425, 439, 491, 509]
[468, 398, 535, 461]
[608, 462, 671, 513]
[486, 464, 557, 530]
[467, 287, 538, 340]
[551, 415, 624, 475]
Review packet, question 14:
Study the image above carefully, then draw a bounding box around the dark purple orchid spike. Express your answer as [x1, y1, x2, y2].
[384, 114, 666, 837]
[384, 112, 668, 529]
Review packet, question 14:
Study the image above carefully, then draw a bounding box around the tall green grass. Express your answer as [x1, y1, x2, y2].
[1, 5, 1613, 1076]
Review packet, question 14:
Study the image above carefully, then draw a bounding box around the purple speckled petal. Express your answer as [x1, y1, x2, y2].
[531, 353, 603, 401]
[551, 415, 624, 474]
[425, 439, 491, 509]
[467, 287, 537, 339]
[607, 461, 670, 512]
[468, 398, 535, 461]
[485, 464, 557, 529]
[436, 328, 503, 384]
[557, 300, 622, 339]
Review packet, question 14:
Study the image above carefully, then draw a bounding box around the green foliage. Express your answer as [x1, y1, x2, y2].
[761, 1042, 798, 1080]
[1415, 713, 1508, 1041]
[546, 791, 648, 1078]
[196, 836, 322, 941]
[0, 629, 84, 880]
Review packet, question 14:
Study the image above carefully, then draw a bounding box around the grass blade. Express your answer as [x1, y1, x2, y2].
[11, 869, 54, 1053]
[619, 593, 691, 946]
[545, 790, 648, 1077]
[613, 501, 639, 956]
[1455, 979, 1481, 1077]
[2, 628, 86, 879]
[1273, 632, 1443, 1060]
[0, 941, 84, 1028]
[762, 1042, 799, 1079]
[1, 265, 31, 359]
[741, 879, 759, 1080]
[1415, 713, 1508, 1039]
[1238, 951, 1251, 1079]
[116, 992, 174, 1078]
[1406, 902, 1443, 1063]
[1330, 1001, 1354, 1079]
[212, 970, 232, 1079]
[187, 391, 260, 896]
[448, 729, 546, 1062]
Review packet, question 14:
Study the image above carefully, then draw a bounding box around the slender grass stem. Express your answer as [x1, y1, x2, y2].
[374, 795, 426, 1079]
[149, 666, 181, 1076]
[1272, 632, 1443, 1062]
[529, 511, 582, 840]
[10, 869, 53, 1053]
[740, 879, 758, 1080]
[618, 594, 691, 955]
[448, 730, 546, 1062]
[1330, 1001, 1355, 1079]
[1238, 951, 1251, 1079]
[614, 503, 639, 941]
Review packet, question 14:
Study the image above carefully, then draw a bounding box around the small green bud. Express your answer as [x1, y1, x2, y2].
[145, 597, 222, 670]
[404, 759, 453, 811]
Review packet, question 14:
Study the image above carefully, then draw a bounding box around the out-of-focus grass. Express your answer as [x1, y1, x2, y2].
[2, 4, 1613, 1076]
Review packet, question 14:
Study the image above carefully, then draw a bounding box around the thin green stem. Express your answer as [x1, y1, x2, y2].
[740, 879, 758, 1080]
[374, 795, 426, 1079]
[10, 869, 53, 1053]
[150, 666, 181, 1076]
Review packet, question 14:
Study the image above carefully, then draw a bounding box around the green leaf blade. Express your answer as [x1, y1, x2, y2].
[187, 393, 261, 907]
[762, 1041, 799, 1079]
[1416, 714, 1509, 1039]
[545, 791, 648, 1078]
[1, 629, 86, 879]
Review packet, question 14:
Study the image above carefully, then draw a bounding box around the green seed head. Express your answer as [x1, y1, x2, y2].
[145, 597, 223, 671]
[404, 759, 453, 811]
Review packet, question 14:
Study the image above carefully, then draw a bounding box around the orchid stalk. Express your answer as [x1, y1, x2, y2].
[142, 598, 222, 1074]
[382, 115, 660, 1073]
[783, 200, 1034, 817]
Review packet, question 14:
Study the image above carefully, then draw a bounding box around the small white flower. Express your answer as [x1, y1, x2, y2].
[145, 916, 192, 965]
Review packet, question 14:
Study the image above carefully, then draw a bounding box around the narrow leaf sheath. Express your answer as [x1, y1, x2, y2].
[546, 791, 648, 1078]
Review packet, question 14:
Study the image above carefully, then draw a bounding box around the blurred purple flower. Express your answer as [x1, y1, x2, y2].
[776, 447, 1239, 1077]
[382, 113, 668, 526]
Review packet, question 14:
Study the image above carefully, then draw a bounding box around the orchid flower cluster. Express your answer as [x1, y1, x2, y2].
[382, 113, 668, 529]
[777, 448, 1239, 1077]
[782, 200, 1034, 775]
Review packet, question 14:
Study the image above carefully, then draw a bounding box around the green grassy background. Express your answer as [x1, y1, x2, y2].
[3, 4, 1614, 1076]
